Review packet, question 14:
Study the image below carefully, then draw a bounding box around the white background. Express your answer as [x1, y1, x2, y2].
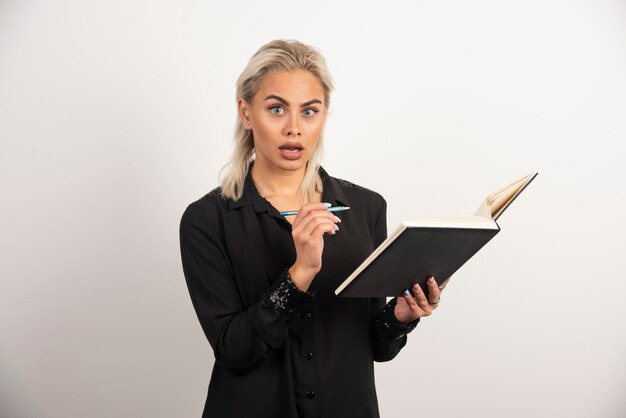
[1, 0, 625, 417]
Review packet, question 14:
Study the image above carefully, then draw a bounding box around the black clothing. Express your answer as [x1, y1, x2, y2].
[179, 165, 418, 418]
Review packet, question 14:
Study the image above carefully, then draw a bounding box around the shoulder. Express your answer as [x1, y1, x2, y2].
[331, 176, 384, 199]
[180, 186, 228, 235]
[326, 173, 386, 218]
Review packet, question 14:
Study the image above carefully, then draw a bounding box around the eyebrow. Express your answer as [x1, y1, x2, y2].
[264, 95, 323, 107]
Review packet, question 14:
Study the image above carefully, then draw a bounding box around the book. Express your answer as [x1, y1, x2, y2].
[335, 172, 538, 297]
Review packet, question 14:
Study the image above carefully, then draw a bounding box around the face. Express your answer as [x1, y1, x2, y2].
[239, 69, 327, 174]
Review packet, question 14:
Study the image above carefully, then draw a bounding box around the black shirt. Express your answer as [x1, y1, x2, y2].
[179, 165, 419, 418]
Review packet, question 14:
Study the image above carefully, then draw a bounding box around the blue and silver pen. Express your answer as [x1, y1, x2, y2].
[280, 206, 351, 217]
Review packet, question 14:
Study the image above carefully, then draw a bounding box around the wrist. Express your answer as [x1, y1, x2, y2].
[375, 298, 419, 340]
[288, 264, 317, 291]
[262, 269, 314, 319]
[393, 311, 415, 325]
[393, 304, 414, 324]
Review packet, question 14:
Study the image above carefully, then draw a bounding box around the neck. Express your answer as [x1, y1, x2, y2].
[250, 160, 307, 199]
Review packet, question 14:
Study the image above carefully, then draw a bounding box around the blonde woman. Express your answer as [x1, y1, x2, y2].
[179, 39, 445, 418]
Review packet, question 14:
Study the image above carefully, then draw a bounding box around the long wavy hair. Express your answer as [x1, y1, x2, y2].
[219, 39, 335, 202]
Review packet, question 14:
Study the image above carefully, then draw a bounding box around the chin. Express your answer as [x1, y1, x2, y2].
[273, 151, 310, 168]
[278, 159, 309, 171]
[254, 150, 312, 172]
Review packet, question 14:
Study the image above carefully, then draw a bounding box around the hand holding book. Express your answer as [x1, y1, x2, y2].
[335, 172, 538, 298]
[394, 276, 450, 323]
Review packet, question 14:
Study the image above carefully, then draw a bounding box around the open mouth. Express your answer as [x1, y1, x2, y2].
[278, 142, 304, 160]
[279, 143, 304, 152]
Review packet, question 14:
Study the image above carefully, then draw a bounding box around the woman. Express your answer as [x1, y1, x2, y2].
[179, 39, 446, 418]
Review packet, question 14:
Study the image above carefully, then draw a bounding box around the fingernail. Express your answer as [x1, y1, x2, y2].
[413, 284, 420, 291]
[334, 216, 341, 223]
[428, 277, 435, 284]
[403, 290, 411, 296]
[323, 202, 332, 208]
[334, 224, 339, 231]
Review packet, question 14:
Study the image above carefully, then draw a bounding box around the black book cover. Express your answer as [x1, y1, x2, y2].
[337, 225, 500, 297]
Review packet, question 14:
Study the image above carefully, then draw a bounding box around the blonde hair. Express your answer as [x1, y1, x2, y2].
[219, 39, 335, 202]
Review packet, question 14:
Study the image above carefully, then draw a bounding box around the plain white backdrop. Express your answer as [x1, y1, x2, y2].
[1, 0, 625, 417]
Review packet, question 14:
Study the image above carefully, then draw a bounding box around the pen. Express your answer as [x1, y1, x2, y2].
[280, 206, 351, 217]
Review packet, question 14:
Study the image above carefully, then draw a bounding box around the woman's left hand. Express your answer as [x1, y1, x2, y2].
[394, 276, 449, 324]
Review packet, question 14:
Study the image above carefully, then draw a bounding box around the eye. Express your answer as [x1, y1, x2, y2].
[269, 105, 284, 115]
[303, 108, 319, 117]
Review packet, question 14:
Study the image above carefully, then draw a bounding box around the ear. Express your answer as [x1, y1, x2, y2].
[238, 98, 252, 129]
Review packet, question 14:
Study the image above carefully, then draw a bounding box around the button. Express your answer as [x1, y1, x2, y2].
[306, 391, 315, 399]
[303, 312, 312, 322]
[304, 352, 313, 360]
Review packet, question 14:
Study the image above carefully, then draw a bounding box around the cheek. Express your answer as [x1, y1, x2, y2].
[250, 119, 276, 141]
[305, 137, 322, 156]
[307, 120, 326, 140]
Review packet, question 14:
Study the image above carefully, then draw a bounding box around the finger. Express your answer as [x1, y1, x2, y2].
[401, 289, 422, 316]
[291, 203, 330, 229]
[439, 276, 451, 291]
[311, 222, 338, 240]
[298, 213, 340, 238]
[426, 276, 441, 305]
[292, 204, 339, 231]
[412, 283, 433, 316]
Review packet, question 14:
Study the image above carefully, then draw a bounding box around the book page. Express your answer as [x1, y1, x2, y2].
[476, 172, 538, 220]
[403, 216, 498, 229]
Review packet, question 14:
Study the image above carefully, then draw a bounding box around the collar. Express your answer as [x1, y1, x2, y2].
[227, 164, 350, 213]
[318, 165, 351, 208]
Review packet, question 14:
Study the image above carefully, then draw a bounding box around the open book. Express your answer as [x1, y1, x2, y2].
[335, 172, 538, 297]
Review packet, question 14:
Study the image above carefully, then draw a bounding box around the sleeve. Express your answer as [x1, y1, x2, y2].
[179, 201, 313, 375]
[369, 195, 420, 362]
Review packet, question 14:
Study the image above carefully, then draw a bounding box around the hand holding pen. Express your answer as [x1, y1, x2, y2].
[287, 202, 347, 292]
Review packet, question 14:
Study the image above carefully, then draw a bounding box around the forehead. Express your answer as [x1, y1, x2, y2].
[256, 70, 324, 101]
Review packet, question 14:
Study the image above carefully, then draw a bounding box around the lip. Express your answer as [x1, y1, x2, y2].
[278, 142, 304, 151]
[278, 142, 304, 160]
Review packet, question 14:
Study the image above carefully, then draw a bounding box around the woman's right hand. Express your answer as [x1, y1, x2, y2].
[288, 202, 341, 291]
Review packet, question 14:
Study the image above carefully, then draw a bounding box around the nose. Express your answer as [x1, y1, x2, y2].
[284, 114, 302, 137]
